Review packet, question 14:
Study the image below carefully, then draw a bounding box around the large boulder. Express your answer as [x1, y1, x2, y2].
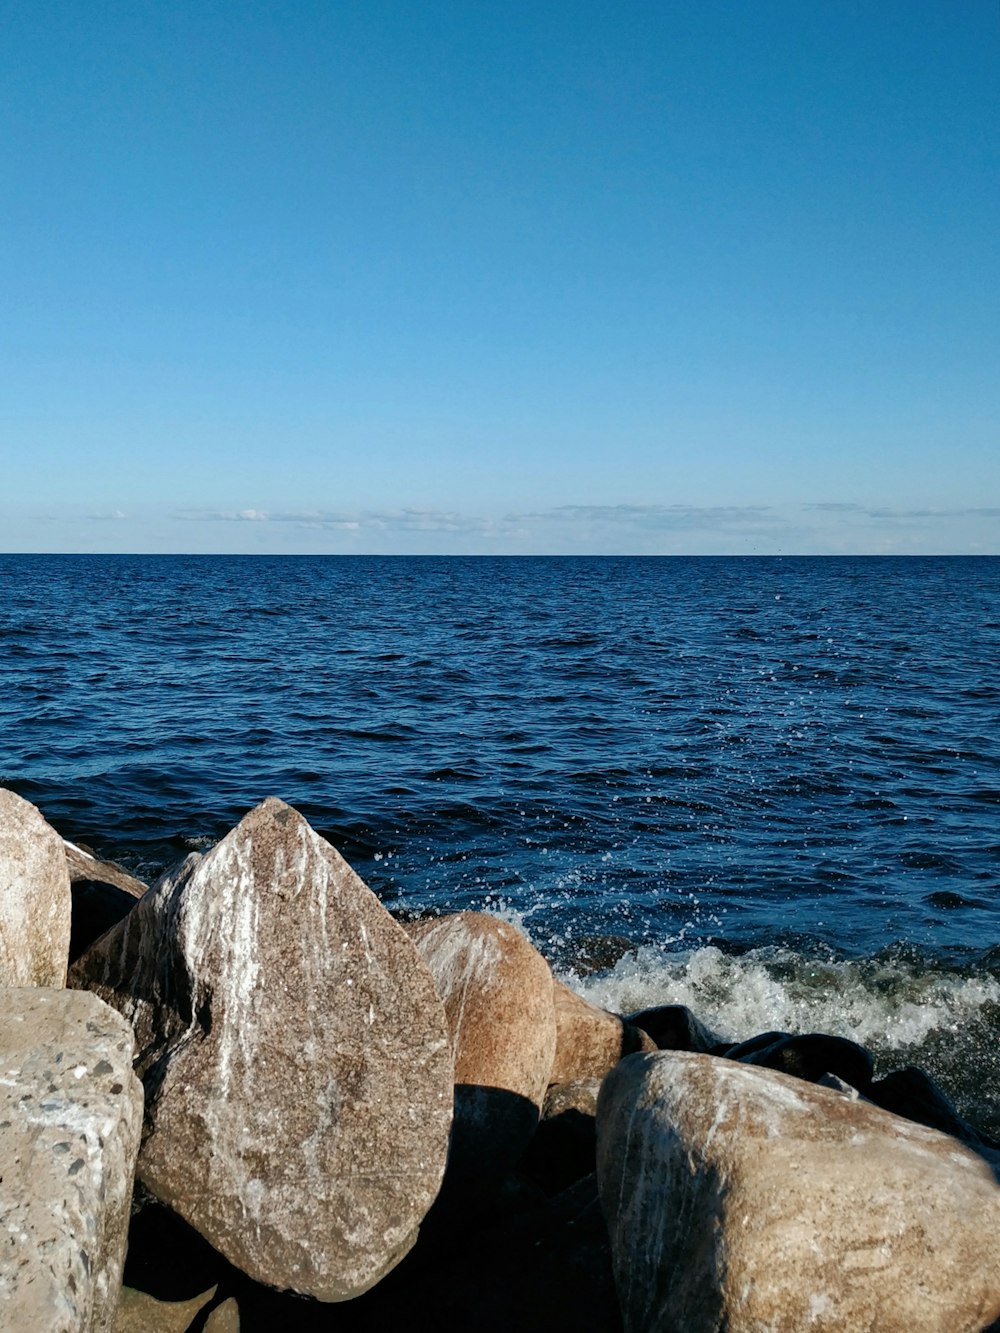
[406, 912, 557, 1214]
[70, 798, 453, 1302]
[0, 787, 73, 985]
[551, 980, 654, 1084]
[0, 987, 143, 1332]
[597, 1050, 1000, 1333]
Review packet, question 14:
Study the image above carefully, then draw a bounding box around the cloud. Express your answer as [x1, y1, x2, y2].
[863, 506, 1000, 520]
[507, 503, 778, 531]
[803, 503, 866, 513]
[174, 508, 269, 522]
[805, 503, 1000, 521]
[171, 506, 502, 535]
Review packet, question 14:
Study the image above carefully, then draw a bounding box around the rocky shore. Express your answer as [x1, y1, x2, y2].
[3, 785, 1000, 1331]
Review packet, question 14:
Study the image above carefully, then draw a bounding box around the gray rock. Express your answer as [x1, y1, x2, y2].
[0, 787, 73, 986]
[597, 1051, 1000, 1333]
[70, 798, 453, 1302]
[0, 987, 143, 1333]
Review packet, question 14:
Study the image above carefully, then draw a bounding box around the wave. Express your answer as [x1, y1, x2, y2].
[549, 940, 1000, 1135]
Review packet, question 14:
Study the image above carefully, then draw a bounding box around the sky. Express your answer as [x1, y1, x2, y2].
[2, 1, 998, 555]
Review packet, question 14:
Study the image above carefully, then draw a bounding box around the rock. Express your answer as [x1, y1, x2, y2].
[64, 840, 147, 899]
[204, 1298, 240, 1332]
[406, 912, 557, 1217]
[724, 1030, 875, 1091]
[424, 1174, 623, 1333]
[597, 1050, 1000, 1333]
[551, 979, 654, 1084]
[0, 987, 143, 1333]
[114, 1286, 219, 1333]
[0, 787, 73, 986]
[869, 1065, 1000, 1160]
[625, 1003, 722, 1053]
[70, 881, 141, 965]
[70, 798, 453, 1302]
[522, 1078, 603, 1195]
[544, 1076, 603, 1122]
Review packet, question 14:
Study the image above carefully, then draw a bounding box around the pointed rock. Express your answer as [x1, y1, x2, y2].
[70, 798, 453, 1301]
[0, 787, 72, 986]
[597, 1051, 1000, 1333]
[0, 987, 143, 1333]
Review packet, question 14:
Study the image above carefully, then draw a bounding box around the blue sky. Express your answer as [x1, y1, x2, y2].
[3, 1, 998, 554]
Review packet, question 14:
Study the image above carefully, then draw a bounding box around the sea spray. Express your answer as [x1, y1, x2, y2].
[556, 942, 1000, 1135]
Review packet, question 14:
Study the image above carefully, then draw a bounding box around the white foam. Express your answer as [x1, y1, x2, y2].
[557, 943, 1000, 1052]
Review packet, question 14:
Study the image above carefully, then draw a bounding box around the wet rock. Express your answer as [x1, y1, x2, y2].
[0, 787, 72, 986]
[597, 1050, 1000, 1333]
[625, 1003, 723, 1053]
[406, 912, 556, 1215]
[869, 1065, 1000, 1162]
[70, 798, 453, 1302]
[551, 979, 654, 1084]
[64, 840, 147, 899]
[0, 987, 143, 1333]
[724, 1030, 875, 1091]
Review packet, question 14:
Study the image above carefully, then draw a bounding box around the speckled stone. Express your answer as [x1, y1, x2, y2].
[0, 787, 72, 986]
[70, 798, 454, 1302]
[597, 1051, 1000, 1333]
[0, 987, 143, 1333]
[406, 912, 557, 1216]
[551, 979, 655, 1084]
[407, 912, 556, 1109]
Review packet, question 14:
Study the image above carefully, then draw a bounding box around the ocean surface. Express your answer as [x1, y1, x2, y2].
[3, 553, 999, 1128]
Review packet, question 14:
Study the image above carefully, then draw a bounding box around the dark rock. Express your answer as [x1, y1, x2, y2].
[869, 1066, 1000, 1163]
[626, 1004, 723, 1053]
[723, 1030, 875, 1090]
[70, 880, 139, 964]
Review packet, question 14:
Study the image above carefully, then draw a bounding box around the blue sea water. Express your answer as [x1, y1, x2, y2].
[3, 554, 1000, 1125]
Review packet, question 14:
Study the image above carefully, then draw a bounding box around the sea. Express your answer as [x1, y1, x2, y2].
[2, 553, 999, 1130]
